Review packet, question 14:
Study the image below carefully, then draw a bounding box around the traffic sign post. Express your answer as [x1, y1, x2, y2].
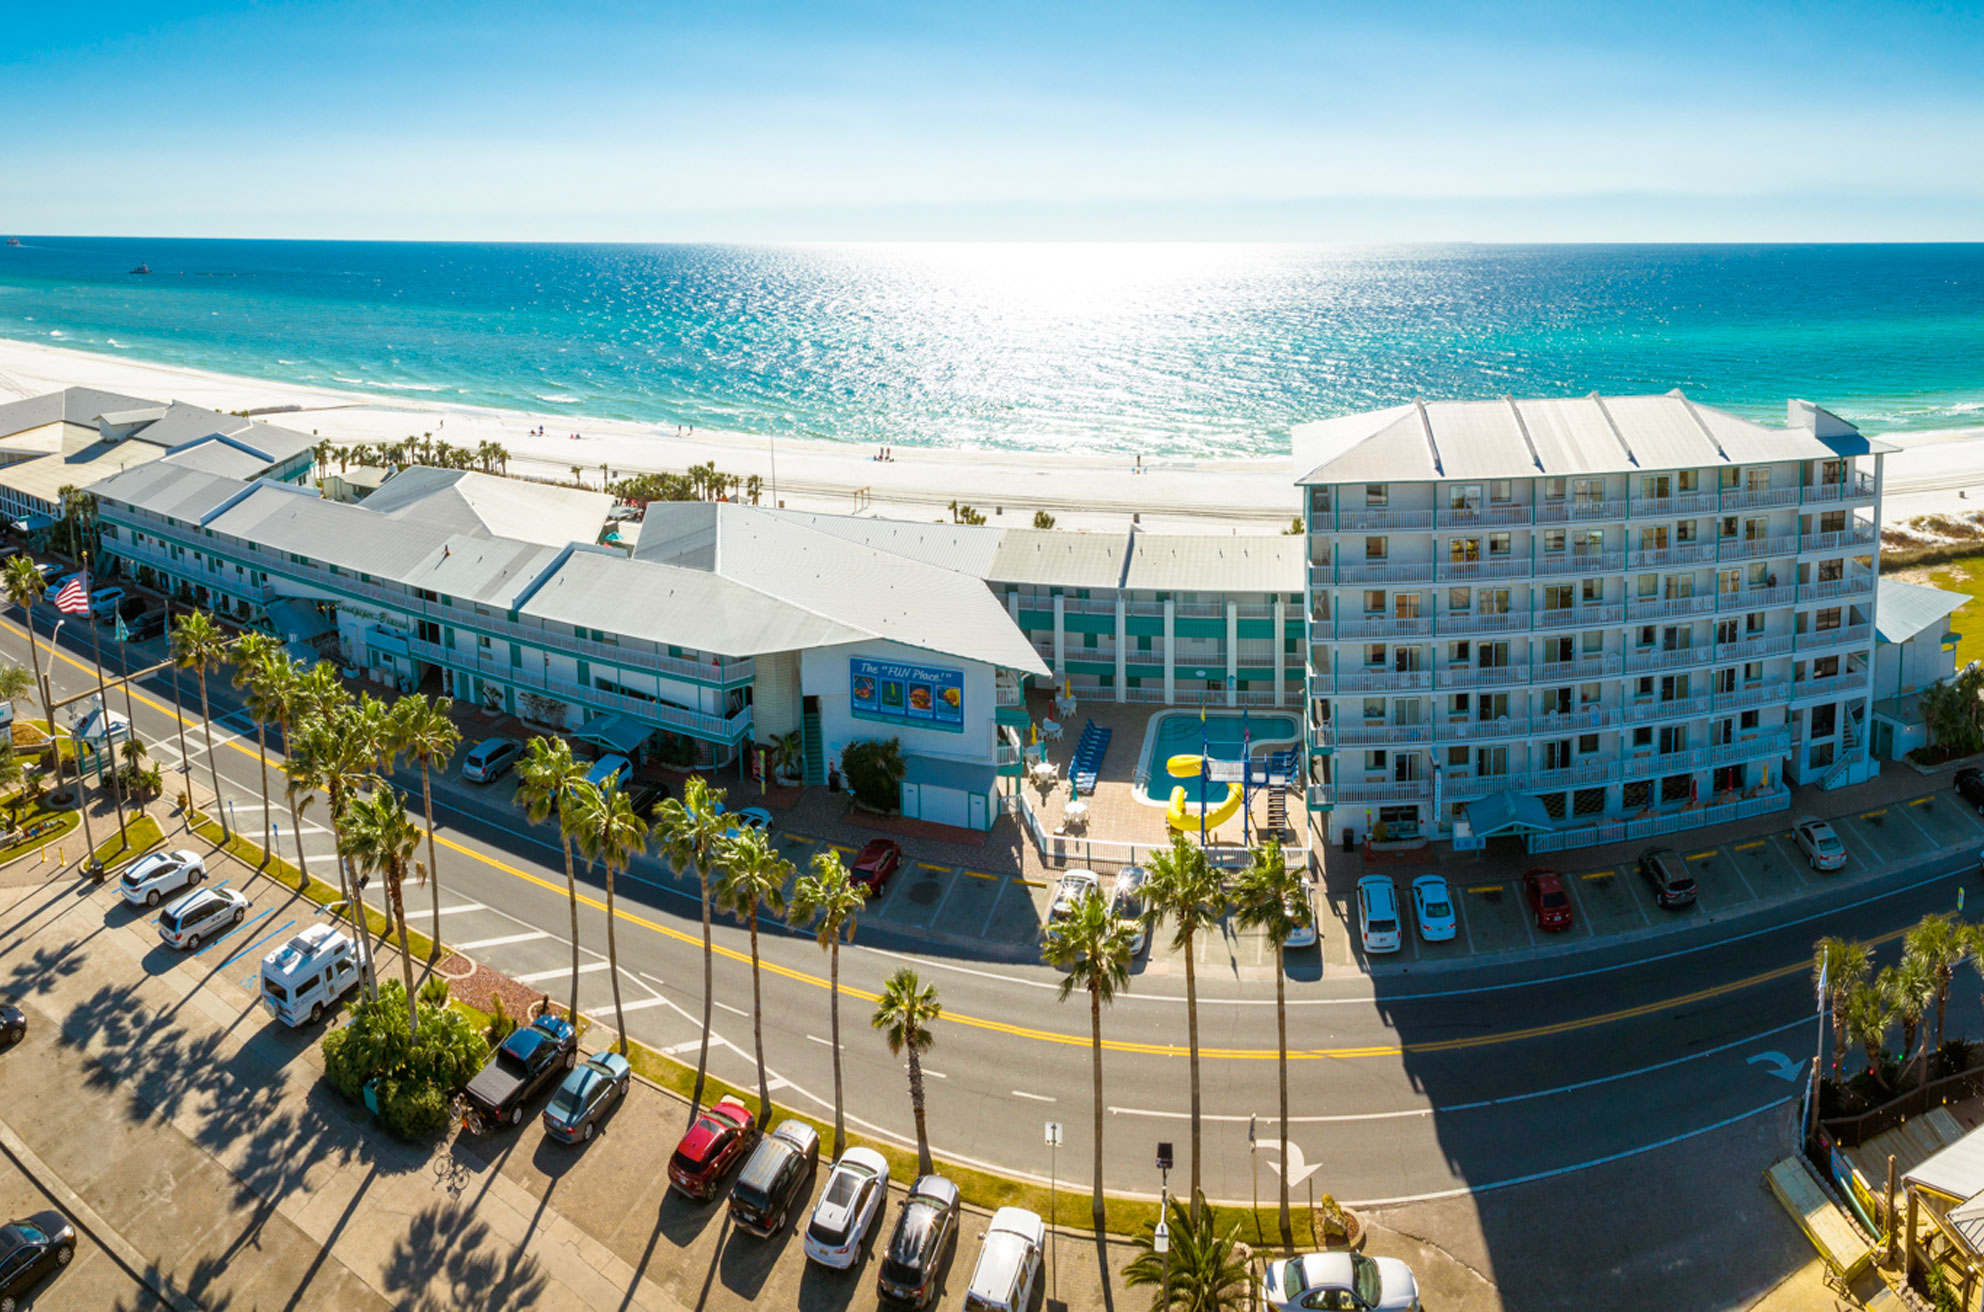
[1249, 1112, 1258, 1241]
[1044, 1121, 1062, 1301]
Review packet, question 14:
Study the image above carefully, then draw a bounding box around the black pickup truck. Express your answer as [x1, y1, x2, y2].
[462, 1015, 577, 1130]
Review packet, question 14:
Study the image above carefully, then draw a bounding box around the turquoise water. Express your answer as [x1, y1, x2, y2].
[3, 240, 1984, 457]
[1141, 713, 1297, 803]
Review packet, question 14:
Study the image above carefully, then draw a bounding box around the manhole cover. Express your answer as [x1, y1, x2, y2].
[907, 880, 941, 906]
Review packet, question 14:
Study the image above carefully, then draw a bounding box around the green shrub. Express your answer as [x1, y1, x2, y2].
[842, 737, 906, 813]
[320, 980, 489, 1139]
[485, 994, 518, 1045]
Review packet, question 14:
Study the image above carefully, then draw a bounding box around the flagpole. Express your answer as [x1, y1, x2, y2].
[1199, 703, 1208, 850]
[82, 555, 129, 854]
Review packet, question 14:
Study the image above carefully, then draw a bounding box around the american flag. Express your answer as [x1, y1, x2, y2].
[54, 573, 89, 616]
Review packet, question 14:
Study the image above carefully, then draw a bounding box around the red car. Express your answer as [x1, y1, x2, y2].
[850, 839, 903, 895]
[667, 1095, 757, 1200]
[1522, 867, 1574, 932]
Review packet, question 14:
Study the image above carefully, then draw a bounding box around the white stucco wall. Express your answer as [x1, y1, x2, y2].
[800, 639, 998, 774]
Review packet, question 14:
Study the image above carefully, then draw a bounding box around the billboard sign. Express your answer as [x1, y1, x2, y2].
[850, 657, 964, 733]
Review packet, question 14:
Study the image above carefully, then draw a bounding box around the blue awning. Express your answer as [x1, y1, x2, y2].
[574, 714, 653, 756]
[904, 753, 996, 795]
[1462, 790, 1555, 837]
[367, 627, 409, 659]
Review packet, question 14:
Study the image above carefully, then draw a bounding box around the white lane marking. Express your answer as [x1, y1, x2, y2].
[607, 996, 674, 1013]
[713, 1001, 748, 1018]
[765, 1076, 790, 1093]
[1010, 1090, 1055, 1103]
[663, 1040, 705, 1056]
[456, 930, 551, 950]
[1343, 1096, 1797, 1208]
[433, 902, 486, 916]
[515, 961, 610, 984]
[806, 1034, 840, 1049]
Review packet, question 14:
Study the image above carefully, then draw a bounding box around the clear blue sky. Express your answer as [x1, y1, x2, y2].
[5, 0, 1981, 241]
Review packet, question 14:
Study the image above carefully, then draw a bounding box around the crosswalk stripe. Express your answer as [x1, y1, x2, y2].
[433, 903, 486, 916]
[456, 930, 550, 950]
[604, 996, 672, 1013]
[515, 961, 609, 984]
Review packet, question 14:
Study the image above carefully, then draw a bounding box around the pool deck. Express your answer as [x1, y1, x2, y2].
[1017, 695, 1302, 857]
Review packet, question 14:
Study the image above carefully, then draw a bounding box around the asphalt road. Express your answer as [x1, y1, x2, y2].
[8, 604, 1976, 1215]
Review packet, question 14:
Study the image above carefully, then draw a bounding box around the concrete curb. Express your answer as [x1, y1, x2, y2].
[0, 1119, 203, 1312]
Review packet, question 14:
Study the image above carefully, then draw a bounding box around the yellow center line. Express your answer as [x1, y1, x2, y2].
[6, 615, 1882, 1062]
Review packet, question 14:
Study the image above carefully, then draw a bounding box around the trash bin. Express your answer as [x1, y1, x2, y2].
[1341, 827, 1355, 853]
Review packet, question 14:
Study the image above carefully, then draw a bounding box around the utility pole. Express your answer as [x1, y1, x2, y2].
[1045, 1121, 1062, 1302]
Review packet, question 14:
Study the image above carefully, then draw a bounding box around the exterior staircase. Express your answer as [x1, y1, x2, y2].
[802, 706, 826, 787]
[1822, 714, 1866, 790]
[1265, 784, 1289, 838]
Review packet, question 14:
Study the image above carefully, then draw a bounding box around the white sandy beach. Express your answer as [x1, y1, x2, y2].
[4, 335, 1984, 535]
[0, 338, 1304, 534]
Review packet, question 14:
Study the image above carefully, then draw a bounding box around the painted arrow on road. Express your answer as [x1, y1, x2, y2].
[1747, 1051, 1803, 1081]
[1262, 1140, 1322, 1188]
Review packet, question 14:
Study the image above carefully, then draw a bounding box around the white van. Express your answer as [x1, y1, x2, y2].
[260, 923, 364, 1026]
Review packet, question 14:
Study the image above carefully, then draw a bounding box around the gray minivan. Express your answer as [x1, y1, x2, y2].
[727, 1120, 820, 1237]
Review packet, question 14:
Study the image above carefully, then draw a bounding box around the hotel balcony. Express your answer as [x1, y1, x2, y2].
[1335, 779, 1432, 805]
[1437, 503, 1532, 528]
[1535, 652, 1623, 682]
[406, 638, 752, 742]
[1437, 715, 1532, 743]
[1536, 705, 1623, 733]
[1712, 680, 1789, 712]
[1719, 485, 1802, 511]
[1334, 668, 1433, 693]
[1800, 573, 1875, 602]
[1791, 669, 1871, 703]
[1624, 694, 1712, 723]
[1799, 526, 1878, 554]
[1436, 556, 1530, 582]
[1439, 611, 1531, 637]
[1518, 759, 1623, 791]
[1622, 745, 1714, 780]
[1801, 472, 1877, 505]
[1335, 721, 1435, 746]
[1628, 542, 1718, 570]
[1710, 727, 1792, 767]
[1719, 584, 1796, 611]
[1334, 615, 1434, 641]
[1720, 533, 1801, 562]
[1335, 559, 1438, 585]
[1439, 663, 1530, 689]
[1626, 594, 1717, 622]
[1533, 550, 1625, 578]
[1535, 498, 1627, 523]
[1795, 623, 1874, 654]
[1336, 508, 1436, 531]
[1715, 632, 1794, 663]
[1532, 603, 1626, 633]
[1624, 646, 1712, 675]
[1631, 491, 1721, 518]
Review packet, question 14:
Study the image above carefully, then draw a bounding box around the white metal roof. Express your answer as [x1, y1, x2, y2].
[1876, 578, 1968, 645]
[1908, 1121, 1984, 1201]
[1292, 392, 1897, 485]
[359, 467, 613, 549]
[1123, 532, 1305, 594]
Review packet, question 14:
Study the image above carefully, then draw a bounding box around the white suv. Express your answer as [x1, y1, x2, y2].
[1356, 875, 1401, 955]
[120, 849, 207, 908]
[158, 886, 249, 950]
[964, 1207, 1044, 1312]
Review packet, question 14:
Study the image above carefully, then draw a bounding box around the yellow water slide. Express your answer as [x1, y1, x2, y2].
[1164, 754, 1244, 832]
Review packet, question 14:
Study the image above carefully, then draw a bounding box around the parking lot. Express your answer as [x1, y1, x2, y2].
[1314, 783, 1984, 971]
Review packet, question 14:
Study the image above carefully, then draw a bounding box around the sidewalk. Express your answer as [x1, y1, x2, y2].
[0, 836, 689, 1312]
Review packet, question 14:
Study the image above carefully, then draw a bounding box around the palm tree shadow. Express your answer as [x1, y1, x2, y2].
[382, 1198, 548, 1312]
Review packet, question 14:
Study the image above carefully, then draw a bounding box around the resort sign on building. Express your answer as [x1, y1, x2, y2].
[850, 656, 964, 733]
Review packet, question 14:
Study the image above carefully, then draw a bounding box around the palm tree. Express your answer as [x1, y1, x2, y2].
[788, 850, 865, 1158]
[1882, 954, 1937, 1087]
[514, 736, 591, 1023]
[570, 779, 648, 1054]
[1231, 837, 1310, 1249]
[1122, 1190, 1251, 1312]
[1845, 979, 1897, 1091]
[342, 785, 425, 1035]
[1142, 832, 1228, 1215]
[391, 695, 460, 959]
[229, 631, 283, 862]
[872, 966, 942, 1176]
[284, 698, 385, 995]
[1905, 913, 1972, 1055]
[1813, 936, 1870, 1073]
[259, 655, 315, 886]
[715, 825, 790, 1121]
[653, 774, 730, 1122]
[2, 557, 51, 733]
[1041, 884, 1136, 1229]
[170, 611, 231, 837]
[0, 664, 34, 720]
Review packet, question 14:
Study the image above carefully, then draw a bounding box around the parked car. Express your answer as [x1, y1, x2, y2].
[540, 1051, 631, 1145]
[1958, 767, 1984, 814]
[1263, 1251, 1422, 1311]
[582, 754, 633, 793]
[1284, 882, 1317, 949]
[461, 737, 522, 783]
[623, 780, 670, 820]
[462, 1014, 577, 1130]
[87, 586, 126, 619]
[803, 1147, 891, 1269]
[850, 838, 903, 894]
[156, 886, 249, 950]
[260, 923, 363, 1026]
[1048, 869, 1101, 923]
[119, 848, 206, 908]
[963, 1206, 1043, 1312]
[0, 1210, 77, 1310]
[0, 1003, 24, 1045]
[667, 1095, 757, 1200]
[1636, 846, 1698, 909]
[125, 609, 166, 642]
[41, 573, 77, 603]
[877, 1174, 960, 1308]
[1522, 868, 1574, 932]
[1792, 816, 1849, 872]
[1111, 865, 1149, 954]
[1411, 875, 1455, 942]
[727, 1120, 821, 1237]
[1356, 876, 1401, 954]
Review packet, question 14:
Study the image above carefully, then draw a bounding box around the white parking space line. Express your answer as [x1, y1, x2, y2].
[607, 996, 674, 1013]
[456, 930, 551, 951]
[663, 1040, 704, 1055]
[1010, 1090, 1055, 1103]
[713, 1000, 748, 1018]
[516, 961, 609, 984]
[432, 902, 487, 916]
[764, 1076, 790, 1093]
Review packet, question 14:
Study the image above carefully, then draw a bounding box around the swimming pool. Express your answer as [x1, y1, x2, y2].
[1137, 711, 1299, 804]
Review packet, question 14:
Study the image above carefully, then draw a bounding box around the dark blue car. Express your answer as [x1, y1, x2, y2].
[541, 1051, 632, 1145]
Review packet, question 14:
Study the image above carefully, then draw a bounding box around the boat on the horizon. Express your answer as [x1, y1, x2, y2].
[129, 263, 151, 275]
[5, 238, 19, 247]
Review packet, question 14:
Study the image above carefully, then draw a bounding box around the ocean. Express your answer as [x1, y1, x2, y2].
[2, 238, 1982, 459]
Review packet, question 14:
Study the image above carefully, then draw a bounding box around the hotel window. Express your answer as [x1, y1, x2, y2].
[1820, 510, 1845, 534]
[1449, 537, 1481, 563]
[1543, 637, 1574, 664]
[1720, 467, 1740, 491]
[1639, 525, 1670, 552]
[1542, 740, 1571, 771]
[1640, 474, 1671, 501]
[1813, 655, 1840, 679]
[1449, 694, 1470, 717]
[1663, 575, 1693, 600]
[1743, 516, 1768, 542]
[1448, 588, 1471, 613]
[1818, 558, 1844, 582]
[1478, 693, 1510, 721]
[1394, 699, 1422, 725]
[1479, 641, 1511, 669]
[1637, 625, 1657, 648]
[1676, 520, 1699, 543]
[1678, 470, 1699, 493]
[1661, 626, 1692, 652]
[1578, 529, 1604, 555]
[1476, 746, 1509, 777]
[1449, 484, 1482, 511]
[1821, 459, 1846, 486]
[1365, 644, 1387, 667]
[1364, 590, 1387, 615]
[1747, 611, 1765, 634]
[1544, 529, 1567, 554]
[1580, 682, 1603, 705]
[1488, 532, 1511, 557]
[1581, 578, 1602, 603]
[1490, 480, 1514, 504]
[1811, 704, 1837, 737]
[1712, 667, 1735, 694]
[1364, 751, 1387, 773]
[1716, 619, 1738, 645]
[1740, 661, 1762, 683]
[1659, 725, 1688, 755]
[1746, 468, 1771, 493]
[1480, 589, 1511, 615]
[1816, 607, 1842, 632]
[1448, 745, 1470, 767]
[1394, 647, 1422, 672]
[1541, 686, 1571, 715]
[1544, 478, 1567, 502]
[1638, 575, 1659, 599]
[1573, 477, 1605, 505]
[1748, 561, 1771, 587]
[1544, 585, 1573, 611]
[1394, 593, 1422, 619]
[1579, 732, 1602, 755]
[1741, 710, 1760, 730]
[1660, 673, 1690, 702]
[1364, 698, 1385, 721]
[1448, 641, 1471, 664]
[1366, 536, 1388, 561]
[1365, 484, 1388, 507]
